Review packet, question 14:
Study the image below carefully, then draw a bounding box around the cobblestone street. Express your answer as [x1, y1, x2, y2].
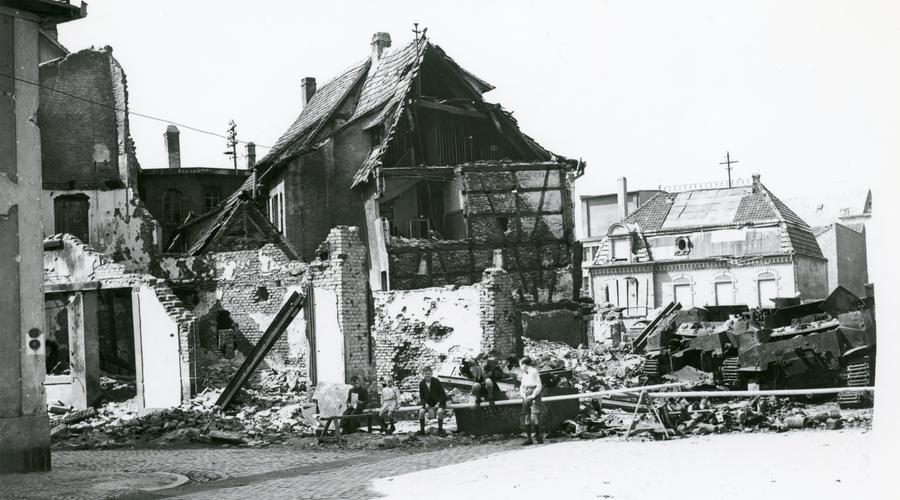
[1, 429, 877, 499]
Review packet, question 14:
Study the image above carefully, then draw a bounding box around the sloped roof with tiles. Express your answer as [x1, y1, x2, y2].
[255, 36, 556, 187]
[257, 61, 370, 169]
[617, 181, 823, 259]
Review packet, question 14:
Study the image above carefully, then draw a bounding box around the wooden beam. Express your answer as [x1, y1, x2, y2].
[468, 210, 564, 218]
[411, 99, 487, 118]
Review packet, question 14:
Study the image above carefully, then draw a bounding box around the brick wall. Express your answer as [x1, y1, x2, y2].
[155, 245, 310, 386]
[308, 226, 373, 383]
[478, 268, 520, 358]
[373, 267, 522, 391]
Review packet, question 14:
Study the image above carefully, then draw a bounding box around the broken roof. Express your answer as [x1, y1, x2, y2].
[168, 175, 300, 259]
[255, 35, 559, 187]
[622, 181, 824, 259]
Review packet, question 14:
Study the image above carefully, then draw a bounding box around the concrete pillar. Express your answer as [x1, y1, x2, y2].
[0, 3, 83, 472]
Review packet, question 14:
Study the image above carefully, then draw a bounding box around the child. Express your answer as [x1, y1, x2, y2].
[379, 377, 400, 434]
[519, 356, 544, 445]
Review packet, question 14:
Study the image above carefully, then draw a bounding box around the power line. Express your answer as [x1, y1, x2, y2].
[0, 71, 272, 149]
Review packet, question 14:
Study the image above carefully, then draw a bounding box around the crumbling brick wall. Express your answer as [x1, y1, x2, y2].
[39, 47, 160, 273]
[154, 245, 309, 376]
[478, 268, 520, 357]
[308, 226, 373, 383]
[373, 267, 522, 391]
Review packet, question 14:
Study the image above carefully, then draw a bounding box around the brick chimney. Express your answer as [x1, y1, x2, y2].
[246, 142, 256, 169]
[300, 77, 316, 109]
[371, 32, 392, 62]
[752, 173, 761, 193]
[164, 125, 181, 169]
[617, 177, 629, 220]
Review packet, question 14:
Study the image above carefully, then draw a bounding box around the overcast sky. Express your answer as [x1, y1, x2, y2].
[58, 0, 898, 221]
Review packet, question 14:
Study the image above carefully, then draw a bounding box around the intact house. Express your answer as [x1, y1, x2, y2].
[139, 125, 252, 250]
[251, 32, 585, 307]
[580, 177, 660, 291]
[586, 174, 828, 318]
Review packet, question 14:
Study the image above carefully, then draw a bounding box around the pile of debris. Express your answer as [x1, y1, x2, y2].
[524, 338, 646, 391]
[48, 368, 316, 450]
[564, 395, 873, 441]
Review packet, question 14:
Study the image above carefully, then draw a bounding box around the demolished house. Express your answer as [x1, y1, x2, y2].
[173, 32, 593, 388]
[587, 174, 828, 321]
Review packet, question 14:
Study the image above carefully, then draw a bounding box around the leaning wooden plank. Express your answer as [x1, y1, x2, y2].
[215, 291, 305, 409]
[631, 301, 681, 352]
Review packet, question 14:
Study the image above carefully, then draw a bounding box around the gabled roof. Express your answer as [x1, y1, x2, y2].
[168, 175, 300, 259]
[620, 181, 824, 259]
[255, 35, 559, 188]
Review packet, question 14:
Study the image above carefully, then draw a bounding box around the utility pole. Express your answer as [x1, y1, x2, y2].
[225, 120, 238, 170]
[719, 151, 739, 187]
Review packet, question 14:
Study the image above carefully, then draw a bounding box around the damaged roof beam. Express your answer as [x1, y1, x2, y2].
[410, 99, 487, 118]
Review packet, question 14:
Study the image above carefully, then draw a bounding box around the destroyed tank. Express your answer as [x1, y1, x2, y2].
[635, 286, 875, 408]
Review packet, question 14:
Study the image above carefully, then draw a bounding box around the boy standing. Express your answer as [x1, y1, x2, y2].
[379, 377, 400, 435]
[519, 356, 544, 445]
[418, 367, 448, 436]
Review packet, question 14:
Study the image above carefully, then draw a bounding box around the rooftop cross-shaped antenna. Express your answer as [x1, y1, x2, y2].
[719, 151, 739, 187]
[412, 22, 427, 42]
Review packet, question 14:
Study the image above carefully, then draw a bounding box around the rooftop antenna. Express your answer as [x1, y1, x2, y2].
[224, 120, 238, 170]
[719, 151, 739, 187]
[412, 22, 427, 42]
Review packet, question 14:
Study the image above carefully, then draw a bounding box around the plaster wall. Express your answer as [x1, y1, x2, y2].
[42, 187, 159, 272]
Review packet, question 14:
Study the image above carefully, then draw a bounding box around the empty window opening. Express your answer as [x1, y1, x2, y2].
[44, 294, 71, 376]
[54, 194, 90, 243]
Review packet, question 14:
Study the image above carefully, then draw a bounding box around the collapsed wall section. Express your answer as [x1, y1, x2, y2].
[385, 163, 578, 303]
[374, 267, 520, 390]
[154, 244, 309, 389]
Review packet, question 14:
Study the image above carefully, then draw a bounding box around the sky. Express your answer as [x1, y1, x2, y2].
[56, 0, 899, 233]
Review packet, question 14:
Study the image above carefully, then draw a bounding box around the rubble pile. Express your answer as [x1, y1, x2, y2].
[563, 396, 873, 441]
[524, 338, 645, 391]
[48, 368, 316, 450]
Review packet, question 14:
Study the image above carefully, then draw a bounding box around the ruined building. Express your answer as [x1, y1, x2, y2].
[1, 0, 86, 473]
[251, 32, 584, 303]
[587, 174, 828, 318]
[138, 125, 252, 250]
[38, 46, 160, 272]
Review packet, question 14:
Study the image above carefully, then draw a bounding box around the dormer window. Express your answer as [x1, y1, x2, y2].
[608, 223, 633, 262]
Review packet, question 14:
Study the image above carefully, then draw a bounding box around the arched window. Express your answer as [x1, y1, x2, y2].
[162, 189, 184, 224]
[53, 194, 90, 243]
[714, 273, 735, 306]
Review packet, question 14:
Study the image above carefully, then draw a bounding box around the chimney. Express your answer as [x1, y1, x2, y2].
[245, 142, 256, 169]
[752, 173, 761, 193]
[300, 77, 316, 109]
[371, 32, 392, 62]
[164, 125, 181, 169]
[617, 177, 629, 220]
